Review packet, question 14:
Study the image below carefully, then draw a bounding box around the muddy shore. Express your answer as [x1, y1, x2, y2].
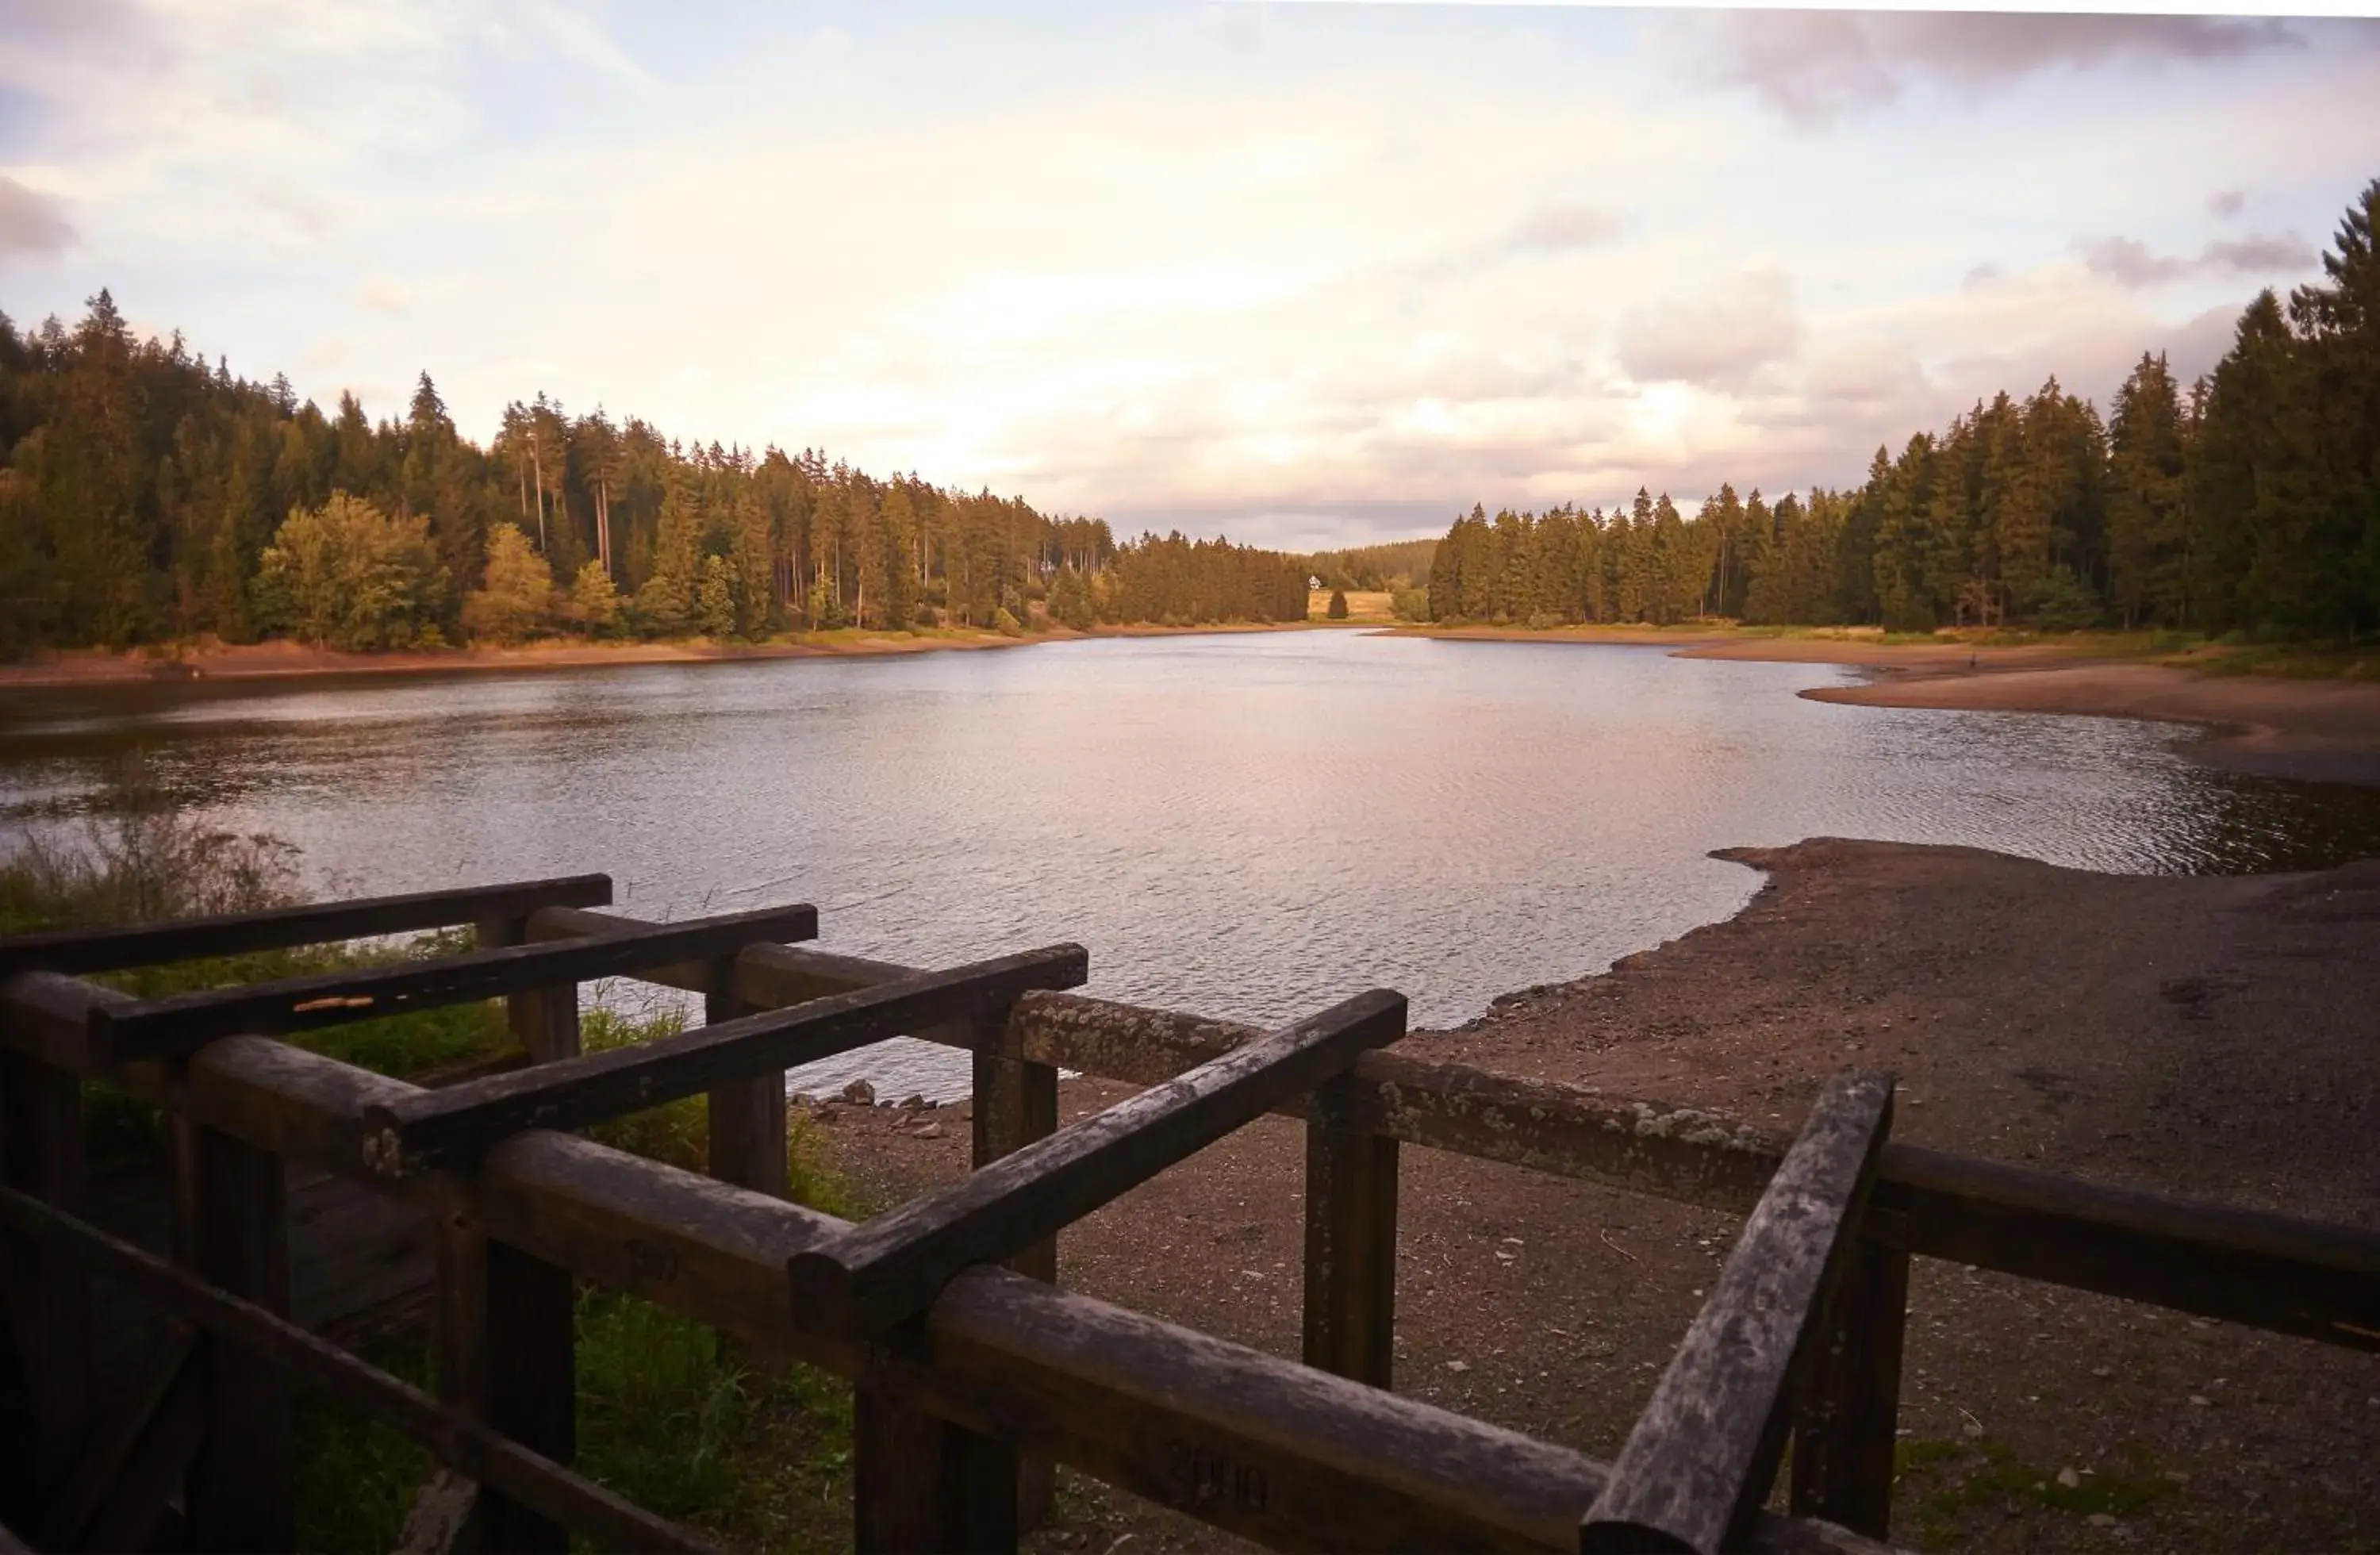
[821, 839, 2380, 1553]
[0, 620, 1385, 691]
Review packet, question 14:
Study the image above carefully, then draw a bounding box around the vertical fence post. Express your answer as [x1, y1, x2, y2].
[447, 910, 580, 1554]
[973, 1006, 1057, 1525]
[705, 955, 785, 1198]
[183, 1122, 294, 1551]
[848, 1004, 1045, 1554]
[854, 1374, 1018, 1555]
[1788, 1226, 1911, 1541]
[1301, 1075, 1399, 1387]
[0, 1050, 94, 1494]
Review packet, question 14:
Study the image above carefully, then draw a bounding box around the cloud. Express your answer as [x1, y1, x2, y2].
[1507, 201, 1620, 255]
[2078, 230, 2316, 289]
[1962, 262, 2002, 290]
[1616, 271, 1801, 389]
[0, 175, 74, 256]
[2209, 188, 2247, 220]
[1685, 12, 2312, 127]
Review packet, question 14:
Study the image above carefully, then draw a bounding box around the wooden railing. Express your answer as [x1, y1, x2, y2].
[0, 879, 2374, 1554]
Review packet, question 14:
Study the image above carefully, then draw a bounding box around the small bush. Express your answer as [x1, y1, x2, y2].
[1392, 587, 1430, 621]
[1326, 589, 1349, 620]
[991, 607, 1024, 638]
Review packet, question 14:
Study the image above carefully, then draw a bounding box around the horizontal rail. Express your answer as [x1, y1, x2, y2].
[521, 914, 2380, 1354]
[0, 873, 613, 980]
[1875, 1145, 2380, 1351]
[0, 973, 1880, 1555]
[359, 946, 1090, 1177]
[87, 903, 821, 1061]
[790, 989, 1406, 1335]
[0, 1184, 717, 1555]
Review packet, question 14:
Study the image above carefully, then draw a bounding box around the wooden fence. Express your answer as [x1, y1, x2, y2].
[1, 873, 2374, 1553]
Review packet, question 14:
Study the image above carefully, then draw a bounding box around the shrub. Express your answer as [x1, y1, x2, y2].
[991, 607, 1023, 638]
[1326, 589, 1349, 620]
[1392, 587, 1430, 621]
[2022, 566, 2102, 632]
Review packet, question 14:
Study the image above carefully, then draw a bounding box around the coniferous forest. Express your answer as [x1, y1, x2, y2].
[8, 180, 2377, 658]
[0, 309, 1305, 657]
[1427, 181, 2380, 643]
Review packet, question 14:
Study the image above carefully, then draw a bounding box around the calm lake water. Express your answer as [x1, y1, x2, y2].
[6, 632, 2378, 1100]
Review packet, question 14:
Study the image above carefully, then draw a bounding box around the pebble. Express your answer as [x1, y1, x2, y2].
[1445, 1360, 1470, 1373]
[2058, 1468, 2082, 1489]
[841, 1079, 876, 1106]
[899, 1093, 927, 1110]
[2188, 1395, 2213, 1407]
[910, 1123, 946, 1140]
[2087, 1514, 2118, 1528]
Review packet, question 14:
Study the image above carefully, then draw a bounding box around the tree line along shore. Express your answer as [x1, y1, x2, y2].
[1421, 181, 2380, 646]
[6, 179, 2375, 666]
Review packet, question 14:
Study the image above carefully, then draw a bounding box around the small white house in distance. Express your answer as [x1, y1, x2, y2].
[1308, 574, 1322, 590]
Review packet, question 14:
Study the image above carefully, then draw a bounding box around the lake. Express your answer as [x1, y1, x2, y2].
[6, 632, 2378, 1101]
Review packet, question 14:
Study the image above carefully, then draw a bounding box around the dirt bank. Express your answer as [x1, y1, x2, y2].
[822, 839, 2380, 1554]
[1395, 628, 2380, 786]
[1797, 659, 2380, 787]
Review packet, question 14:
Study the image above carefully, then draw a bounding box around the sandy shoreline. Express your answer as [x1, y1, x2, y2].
[825, 837, 2380, 1554]
[0, 620, 1381, 692]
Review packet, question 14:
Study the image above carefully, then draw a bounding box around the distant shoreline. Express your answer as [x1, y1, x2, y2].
[0, 620, 1371, 691]
[11, 620, 2377, 789]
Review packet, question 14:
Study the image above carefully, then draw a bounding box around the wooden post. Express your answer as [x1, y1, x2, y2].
[185, 1124, 294, 1552]
[0, 1050, 93, 1495]
[442, 914, 580, 1554]
[706, 958, 785, 1197]
[972, 1005, 1058, 1526]
[854, 1373, 1018, 1555]
[1302, 1076, 1398, 1388]
[1788, 1228, 1910, 1541]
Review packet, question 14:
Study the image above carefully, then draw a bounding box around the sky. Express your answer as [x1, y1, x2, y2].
[3, 2, 2378, 551]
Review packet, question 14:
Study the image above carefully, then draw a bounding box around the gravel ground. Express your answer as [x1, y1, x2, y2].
[818, 839, 2380, 1553]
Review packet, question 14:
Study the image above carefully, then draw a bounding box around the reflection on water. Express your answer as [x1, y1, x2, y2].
[5, 634, 2376, 1100]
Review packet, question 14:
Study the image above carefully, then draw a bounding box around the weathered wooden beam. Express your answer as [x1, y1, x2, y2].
[0, 1185, 719, 1555]
[1581, 1072, 1895, 1555]
[0, 1046, 93, 1492]
[1303, 1074, 1399, 1388]
[482, 1237, 577, 1553]
[0, 873, 612, 980]
[393, 1469, 480, 1555]
[1875, 1143, 2380, 1351]
[185, 1123, 295, 1553]
[76, 1348, 205, 1555]
[13, 962, 2380, 1356]
[0, 973, 1888, 1555]
[790, 990, 1407, 1337]
[88, 903, 819, 1061]
[361, 946, 1088, 1177]
[704, 968, 785, 1198]
[854, 1371, 1019, 1555]
[971, 1004, 1059, 1526]
[1788, 1232, 1910, 1541]
[36, 1322, 198, 1549]
[475, 909, 581, 1065]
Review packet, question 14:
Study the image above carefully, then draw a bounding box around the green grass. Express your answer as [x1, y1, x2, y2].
[1895, 1436, 2176, 1549]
